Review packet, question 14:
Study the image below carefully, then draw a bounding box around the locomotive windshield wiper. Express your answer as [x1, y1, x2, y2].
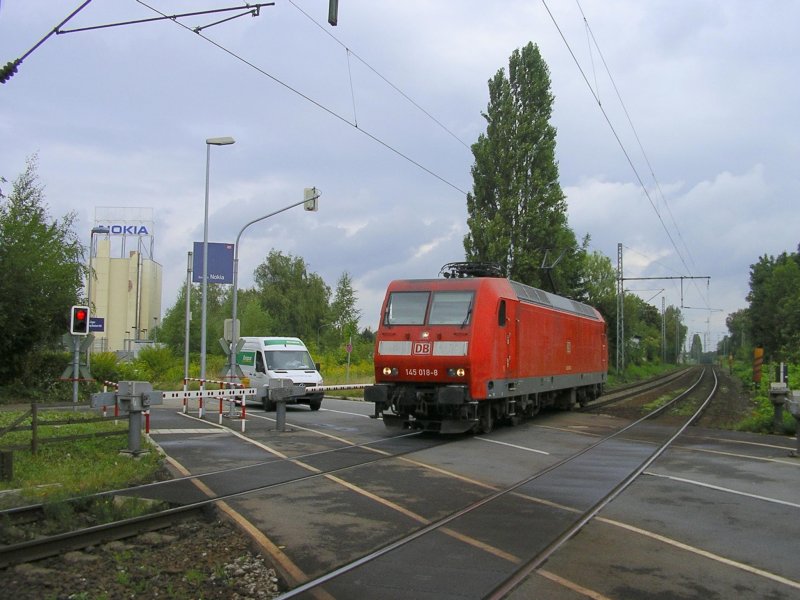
[461, 299, 473, 328]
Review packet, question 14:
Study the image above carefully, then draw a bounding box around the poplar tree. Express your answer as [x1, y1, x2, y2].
[464, 42, 583, 294]
[328, 272, 360, 337]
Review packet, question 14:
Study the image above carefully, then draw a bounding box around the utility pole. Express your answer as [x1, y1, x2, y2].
[616, 243, 711, 372]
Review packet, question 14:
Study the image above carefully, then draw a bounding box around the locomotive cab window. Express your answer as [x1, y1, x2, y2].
[429, 291, 474, 325]
[385, 291, 430, 325]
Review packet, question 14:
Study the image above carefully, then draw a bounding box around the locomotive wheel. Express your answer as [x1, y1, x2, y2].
[478, 403, 494, 434]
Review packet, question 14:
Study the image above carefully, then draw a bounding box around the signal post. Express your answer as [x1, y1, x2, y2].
[66, 305, 92, 407]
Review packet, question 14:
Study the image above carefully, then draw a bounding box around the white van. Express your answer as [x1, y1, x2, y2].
[237, 337, 324, 411]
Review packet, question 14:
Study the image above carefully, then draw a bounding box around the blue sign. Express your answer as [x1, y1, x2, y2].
[192, 242, 235, 285]
[89, 317, 105, 332]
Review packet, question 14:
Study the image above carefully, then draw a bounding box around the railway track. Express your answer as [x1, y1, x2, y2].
[0, 429, 452, 568]
[0, 367, 717, 594]
[278, 367, 719, 599]
[583, 366, 694, 410]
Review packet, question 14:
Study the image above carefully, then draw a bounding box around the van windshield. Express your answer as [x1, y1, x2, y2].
[265, 350, 315, 370]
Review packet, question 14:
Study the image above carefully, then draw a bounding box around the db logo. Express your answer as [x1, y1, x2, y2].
[412, 342, 432, 355]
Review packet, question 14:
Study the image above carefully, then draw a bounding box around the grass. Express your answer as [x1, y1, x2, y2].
[735, 393, 797, 434]
[0, 408, 163, 506]
[608, 362, 683, 389]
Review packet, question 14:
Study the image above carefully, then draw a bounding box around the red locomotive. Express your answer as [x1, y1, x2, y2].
[366, 263, 608, 433]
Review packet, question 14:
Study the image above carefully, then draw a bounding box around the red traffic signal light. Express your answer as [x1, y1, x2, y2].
[70, 305, 90, 335]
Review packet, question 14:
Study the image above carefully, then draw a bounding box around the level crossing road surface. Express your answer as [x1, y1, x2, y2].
[143, 396, 800, 599]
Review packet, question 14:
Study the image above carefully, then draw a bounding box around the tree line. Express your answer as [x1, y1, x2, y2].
[3, 41, 706, 398]
[157, 251, 372, 362]
[721, 247, 800, 363]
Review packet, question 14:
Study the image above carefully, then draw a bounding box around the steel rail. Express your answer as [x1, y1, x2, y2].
[1, 369, 708, 575]
[0, 428, 429, 517]
[0, 431, 451, 568]
[487, 367, 719, 599]
[582, 366, 696, 410]
[276, 368, 713, 598]
[0, 504, 207, 568]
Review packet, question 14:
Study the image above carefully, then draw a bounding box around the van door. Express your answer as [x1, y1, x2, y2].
[253, 350, 274, 410]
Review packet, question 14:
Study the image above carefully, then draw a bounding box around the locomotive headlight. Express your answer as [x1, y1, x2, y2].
[383, 367, 398, 376]
[447, 367, 466, 377]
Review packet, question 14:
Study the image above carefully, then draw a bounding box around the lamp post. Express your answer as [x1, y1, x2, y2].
[228, 188, 320, 381]
[201, 136, 235, 383]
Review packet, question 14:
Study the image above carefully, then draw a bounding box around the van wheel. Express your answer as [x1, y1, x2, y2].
[262, 398, 275, 412]
[309, 400, 322, 411]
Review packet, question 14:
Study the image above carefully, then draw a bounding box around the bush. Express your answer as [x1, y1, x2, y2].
[134, 346, 179, 386]
[89, 352, 123, 386]
[0, 350, 73, 404]
[733, 359, 798, 434]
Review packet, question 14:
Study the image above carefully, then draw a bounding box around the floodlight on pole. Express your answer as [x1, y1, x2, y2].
[201, 136, 235, 384]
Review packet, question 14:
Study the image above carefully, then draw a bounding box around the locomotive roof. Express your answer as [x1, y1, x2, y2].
[388, 277, 602, 320]
[508, 280, 601, 320]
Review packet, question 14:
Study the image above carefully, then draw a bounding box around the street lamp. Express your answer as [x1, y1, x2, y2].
[227, 188, 320, 381]
[200, 136, 235, 383]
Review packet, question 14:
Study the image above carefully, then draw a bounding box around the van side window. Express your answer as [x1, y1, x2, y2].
[498, 300, 507, 327]
[255, 351, 266, 374]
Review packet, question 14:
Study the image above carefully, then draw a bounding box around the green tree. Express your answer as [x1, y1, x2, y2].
[664, 306, 686, 364]
[746, 248, 800, 361]
[253, 250, 330, 340]
[689, 333, 703, 362]
[237, 288, 273, 336]
[327, 272, 361, 342]
[464, 42, 584, 295]
[0, 156, 84, 383]
[158, 283, 231, 356]
[580, 249, 617, 308]
[724, 308, 751, 360]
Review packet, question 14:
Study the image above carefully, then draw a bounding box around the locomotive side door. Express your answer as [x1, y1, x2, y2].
[498, 299, 517, 379]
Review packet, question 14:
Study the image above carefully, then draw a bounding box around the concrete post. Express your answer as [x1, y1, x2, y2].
[785, 391, 800, 457]
[769, 383, 788, 433]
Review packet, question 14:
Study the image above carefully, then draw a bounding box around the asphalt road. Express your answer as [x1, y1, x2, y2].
[147, 396, 800, 599]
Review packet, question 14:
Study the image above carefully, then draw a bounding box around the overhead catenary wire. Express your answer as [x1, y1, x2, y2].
[574, 0, 697, 275]
[0, 0, 94, 84]
[286, 0, 472, 151]
[135, 0, 469, 197]
[541, 0, 690, 276]
[548, 0, 714, 314]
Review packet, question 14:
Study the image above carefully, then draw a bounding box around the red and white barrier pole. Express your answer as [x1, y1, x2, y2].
[219, 397, 224, 425]
[241, 395, 246, 433]
[145, 409, 150, 434]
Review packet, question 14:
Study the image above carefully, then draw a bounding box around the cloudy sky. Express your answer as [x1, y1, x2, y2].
[2, 1, 798, 351]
